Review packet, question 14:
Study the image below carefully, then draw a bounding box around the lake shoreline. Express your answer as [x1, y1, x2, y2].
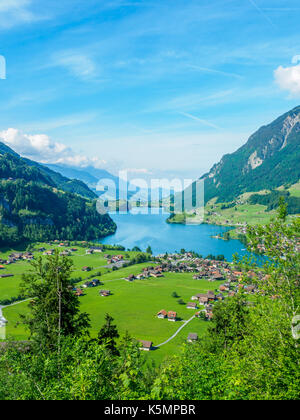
[100, 209, 250, 261]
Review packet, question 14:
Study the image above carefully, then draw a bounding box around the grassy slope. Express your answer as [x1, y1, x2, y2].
[1, 244, 219, 365]
[168, 182, 300, 234]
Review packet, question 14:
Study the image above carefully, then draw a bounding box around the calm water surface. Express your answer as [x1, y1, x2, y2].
[101, 209, 249, 261]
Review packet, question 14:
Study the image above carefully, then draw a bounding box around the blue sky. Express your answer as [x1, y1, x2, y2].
[0, 0, 300, 180]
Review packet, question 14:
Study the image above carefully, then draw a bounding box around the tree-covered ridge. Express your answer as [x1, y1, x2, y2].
[0, 142, 97, 199]
[0, 145, 116, 246]
[201, 106, 300, 203]
[0, 179, 116, 246]
[249, 189, 300, 214]
[0, 152, 54, 186]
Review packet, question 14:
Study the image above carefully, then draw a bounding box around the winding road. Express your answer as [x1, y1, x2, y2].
[155, 315, 196, 348]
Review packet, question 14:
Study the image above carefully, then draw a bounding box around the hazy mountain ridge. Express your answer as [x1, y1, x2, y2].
[45, 163, 142, 200]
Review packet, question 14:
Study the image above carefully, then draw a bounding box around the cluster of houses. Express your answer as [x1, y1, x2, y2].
[73, 279, 102, 297]
[104, 254, 124, 263]
[125, 266, 164, 281]
[157, 310, 177, 321]
[1, 252, 34, 265]
[0, 252, 34, 277]
[86, 246, 103, 255]
[42, 247, 78, 256]
[82, 279, 101, 288]
[149, 255, 241, 281]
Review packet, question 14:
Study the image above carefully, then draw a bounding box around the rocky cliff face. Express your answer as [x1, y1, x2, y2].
[200, 106, 300, 203]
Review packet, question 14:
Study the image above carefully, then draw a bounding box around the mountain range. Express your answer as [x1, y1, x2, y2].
[45, 163, 140, 201]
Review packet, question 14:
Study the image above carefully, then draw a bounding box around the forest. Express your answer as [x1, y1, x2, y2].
[0, 149, 116, 246]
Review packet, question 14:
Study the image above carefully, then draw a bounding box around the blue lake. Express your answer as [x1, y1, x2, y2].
[101, 209, 249, 261]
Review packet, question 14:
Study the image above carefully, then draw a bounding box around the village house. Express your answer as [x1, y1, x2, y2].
[75, 288, 84, 297]
[207, 291, 216, 301]
[157, 310, 167, 319]
[212, 272, 225, 281]
[187, 302, 197, 309]
[82, 266, 92, 272]
[206, 311, 213, 320]
[83, 279, 101, 288]
[86, 249, 94, 255]
[139, 340, 153, 351]
[198, 294, 209, 305]
[99, 290, 111, 297]
[90, 246, 103, 253]
[150, 270, 164, 278]
[60, 250, 70, 257]
[168, 311, 177, 322]
[125, 274, 135, 282]
[187, 333, 198, 343]
[43, 249, 54, 256]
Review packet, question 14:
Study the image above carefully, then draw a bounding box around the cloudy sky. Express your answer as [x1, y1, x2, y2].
[0, 0, 300, 180]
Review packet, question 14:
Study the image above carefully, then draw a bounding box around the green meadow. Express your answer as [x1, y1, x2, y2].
[1, 244, 219, 364]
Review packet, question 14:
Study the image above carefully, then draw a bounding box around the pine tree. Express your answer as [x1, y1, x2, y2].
[97, 314, 120, 355]
[20, 250, 90, 352]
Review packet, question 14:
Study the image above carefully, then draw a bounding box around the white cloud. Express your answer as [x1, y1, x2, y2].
[179, 112, 221, 129]
[187, 65, 243, 80]
[0, 0, 44, 29]
[0, 128, 106, 168]
[274, 64, 300, 96]
[51, 51, 97, 80]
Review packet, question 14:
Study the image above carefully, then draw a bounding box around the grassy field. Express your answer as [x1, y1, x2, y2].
[1, 244, 218, 365]
[205, 202, 276, 226]
[288, 181, 300, 198]
[0, 243, 143, 301]
[167, 182, 300, 231]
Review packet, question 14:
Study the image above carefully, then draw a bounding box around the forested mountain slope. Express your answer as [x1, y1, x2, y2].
[0, 143, 116, 246]
[0, 142, 97, 199]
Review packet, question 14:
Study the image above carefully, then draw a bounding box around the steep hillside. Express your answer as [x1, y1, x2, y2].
[202, 106, 300, 203]
[0, 142, 97, 199]
[0, 144, 116, 246]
